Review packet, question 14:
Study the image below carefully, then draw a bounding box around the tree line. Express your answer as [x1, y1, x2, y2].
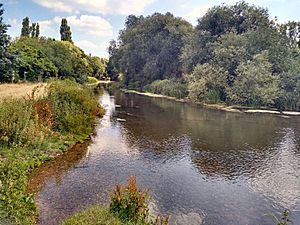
[108, 1, 300, 111]
[0, 4, 108, 83]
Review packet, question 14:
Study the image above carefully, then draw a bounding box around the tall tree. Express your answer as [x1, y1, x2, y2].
[35, 23, 40, 38]
[31, 23, 36, 37]
[0, 4, 14, 82]
[60, 18, 72, 42]
[108, 13, 193, 88]
[21, 17, 30, 37]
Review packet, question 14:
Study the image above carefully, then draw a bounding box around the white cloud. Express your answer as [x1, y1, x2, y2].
[55, 15, 113, 37]
[39, 15, 113, 37]
[75, 40, 108, 57]
[7, 18, 19, 27]
[38, 20, 54, 33]
[183, 5, 210, 25]
[31, 0, 155, 15]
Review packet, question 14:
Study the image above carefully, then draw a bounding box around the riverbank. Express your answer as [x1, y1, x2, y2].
[122, 89, 300, 116]
[0, 80, 104, 225]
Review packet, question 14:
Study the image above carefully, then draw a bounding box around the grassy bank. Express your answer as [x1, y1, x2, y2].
[0, 80, 104, 225]
[122, 89, 300, 116]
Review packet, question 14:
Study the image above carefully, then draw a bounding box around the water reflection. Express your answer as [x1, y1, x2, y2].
[29, 91, 300, 225]
[250, 128, 300, 210]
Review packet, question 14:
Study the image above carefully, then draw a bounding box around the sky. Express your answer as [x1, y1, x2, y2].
[2, 0, 300, 58]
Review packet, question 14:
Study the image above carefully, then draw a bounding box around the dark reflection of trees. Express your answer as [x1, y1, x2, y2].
[114, 91, 300, 180]
[27, 140, 91, 193]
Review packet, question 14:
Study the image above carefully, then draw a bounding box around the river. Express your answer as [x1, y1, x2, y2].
[28, 91, 300, 225]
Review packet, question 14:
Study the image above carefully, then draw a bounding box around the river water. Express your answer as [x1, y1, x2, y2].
[28, 91, 300, 225]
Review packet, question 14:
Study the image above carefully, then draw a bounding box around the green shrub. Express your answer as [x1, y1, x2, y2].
[144, 79, 187, 99]
[46, 79, 103, 140]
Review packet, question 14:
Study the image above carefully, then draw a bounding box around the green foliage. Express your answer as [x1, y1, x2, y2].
[60, 18, 72, 43]
[0, 4, 14, 83]
[87, 76, 99, 84]
[46, 80, 103, 139]
[21, 17, 30, 37]
[0, 98, 47, 148]
[108, 13, 193, 88]
[197, 1, 270, 37]
[145, 79, 187, 99]
[62, 206, 123, 225]
[35, 23, 40, 38]
[0, 156, 37, 225]
[8, 40, 58, 81]
[110, 176, 169, 225]
[185, 64, 228, 103]
[227, 52, 281, 107]
[7, 37, 93, 83]
[88, 56, 108, 80]
[278, 54, 300, 111]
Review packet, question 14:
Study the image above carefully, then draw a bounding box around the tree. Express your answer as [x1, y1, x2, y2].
[0, 4, 14, 82]
[210, 32, 249, 85]
[278, 54, 300, 111]
[108, 13, 193, 88]
[21, 17, 30, 37]
[279, 21, 300, 49]
[31, 23, 36, 38]
[227, 52, 281, 107]
[35, 23, 40, 38]
[60, 18, 72, 42]
[185, 64, 228, 103]
[9, 41, 58, 81]
[197, 1, 270, 37]
[88, 56, 108, 80]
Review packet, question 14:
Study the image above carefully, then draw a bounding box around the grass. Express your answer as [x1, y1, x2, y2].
[62, 206, 124, 225]
[0, 79, 104, 225]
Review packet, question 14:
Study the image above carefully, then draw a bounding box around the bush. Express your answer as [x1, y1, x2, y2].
[46, 79, 103, 140]
[144, 79, 187, 99]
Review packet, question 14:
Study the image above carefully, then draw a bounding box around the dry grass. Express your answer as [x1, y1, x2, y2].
[0, 83, 47, 100]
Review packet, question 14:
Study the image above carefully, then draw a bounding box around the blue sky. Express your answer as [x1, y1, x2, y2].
[2, 0, 300, 58]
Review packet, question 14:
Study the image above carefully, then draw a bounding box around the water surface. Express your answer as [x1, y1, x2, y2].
[29, 91, 300, 225]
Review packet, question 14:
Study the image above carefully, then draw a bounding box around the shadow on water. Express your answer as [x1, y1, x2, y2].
[29, 91, 300, 225]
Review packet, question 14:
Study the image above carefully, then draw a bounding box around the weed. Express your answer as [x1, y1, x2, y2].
[110, 176, 169, 225]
